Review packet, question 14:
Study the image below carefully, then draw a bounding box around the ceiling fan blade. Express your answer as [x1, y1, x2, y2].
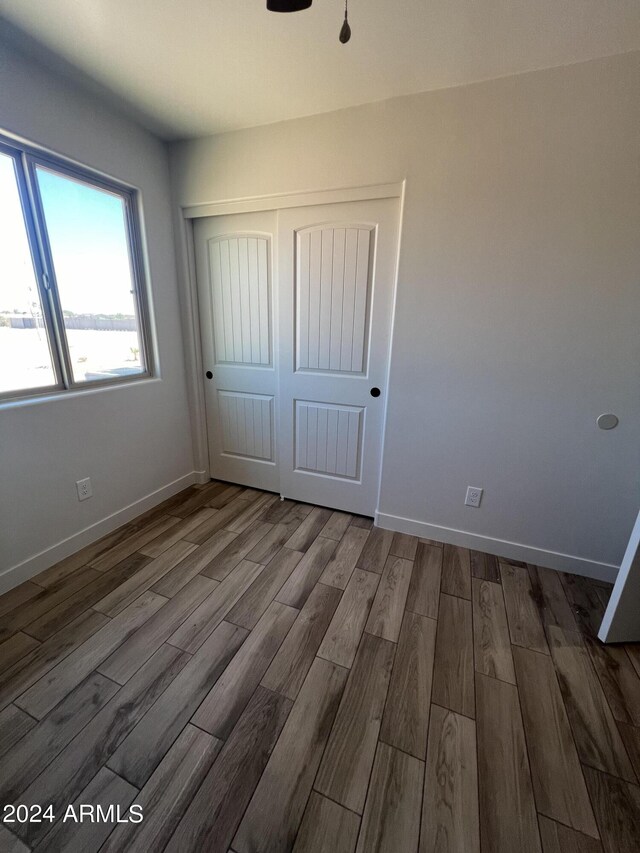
[267, 0, 312, 11]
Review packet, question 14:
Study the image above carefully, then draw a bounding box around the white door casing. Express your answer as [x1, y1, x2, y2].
[194, 211, 279, 492]
[277, 198, 401, 515]
[599, 508, 640, 642]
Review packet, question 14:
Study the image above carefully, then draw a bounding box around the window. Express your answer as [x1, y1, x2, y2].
[0, 135, 153, 401]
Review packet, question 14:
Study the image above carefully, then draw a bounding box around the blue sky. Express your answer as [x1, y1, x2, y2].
[1, 154, 137, 317]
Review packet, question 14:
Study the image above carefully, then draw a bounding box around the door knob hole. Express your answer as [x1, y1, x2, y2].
[370, 387, 381, 398]
[205, 371, 213, 380]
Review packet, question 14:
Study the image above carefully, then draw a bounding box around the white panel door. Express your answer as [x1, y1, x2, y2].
[278, 198, 400, 515]
[194, 211, 279, 491]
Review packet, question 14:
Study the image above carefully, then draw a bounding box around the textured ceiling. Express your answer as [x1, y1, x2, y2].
[0, 0, 639, 139]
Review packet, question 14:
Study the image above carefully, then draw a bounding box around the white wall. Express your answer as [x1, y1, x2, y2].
[171, 52, 640, 580]
[0, 38, 195, 590]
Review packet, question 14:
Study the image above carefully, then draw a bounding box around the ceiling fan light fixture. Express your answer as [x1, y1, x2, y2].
[266, 0, 312, 11]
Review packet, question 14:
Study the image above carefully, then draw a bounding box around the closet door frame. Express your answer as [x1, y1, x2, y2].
[177, 182, 405, 510]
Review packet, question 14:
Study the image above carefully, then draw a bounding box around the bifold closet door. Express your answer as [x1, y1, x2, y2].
[277, 198, 401, 516]
[194, 211, 279, 492]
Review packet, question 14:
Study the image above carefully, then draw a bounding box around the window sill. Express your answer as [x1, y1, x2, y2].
[0, 374, 161, 411]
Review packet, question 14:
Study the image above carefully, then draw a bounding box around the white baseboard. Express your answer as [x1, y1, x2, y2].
[193, 470, 210, 485]
[375, 511, 619, 583]
[0, 471, 201, 595]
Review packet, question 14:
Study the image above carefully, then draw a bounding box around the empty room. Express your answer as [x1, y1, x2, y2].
[0, 1, 639, 851]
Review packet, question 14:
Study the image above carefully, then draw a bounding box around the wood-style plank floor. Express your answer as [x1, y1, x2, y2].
[1, 482, 639, 852]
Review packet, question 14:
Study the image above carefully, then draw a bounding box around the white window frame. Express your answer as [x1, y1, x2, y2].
[0, 132, 154, 403]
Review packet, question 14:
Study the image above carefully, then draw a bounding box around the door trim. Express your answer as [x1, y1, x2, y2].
[176, 182, 406, 512]
[182, 182, 404, 219]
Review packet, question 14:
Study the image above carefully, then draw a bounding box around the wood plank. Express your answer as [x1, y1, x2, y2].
[625, 644, 640, 679]
[139, 506, 218, 557]
[33, 525, 146, 589]
[261, 498, 297, 523]
[262, 582, 341, 699]
[538, 816, 603, 853]
[293, 793, 360, 853]
[560, 574, 606, 638]
[476, 672, 541, 853]
[513, 646, 598, 837]
[94, 540, 196, 616]
[281, 501, 314, 521]
[350, 514, 374, 530]
[16, 591, 166, 719]
[0, 581, 42, 618]
[168, 558, 263, 653]
[582, 765, 640, 853]
[583, 633, 640, 727]
[207, 484, 245, 509]
[100, 725, 222, 853]
[0, 704, 36, 760]
[0, 567, 101, 642]
[356, 742, 423, 853]
[320, 511, 353, 541]
[108, 621, 246, 788]
[472, 578, 516, 684]
[233, 658, 347, 853]
[226, 547, 303, 629]
[23, 555, 151, 641]
[319, 526, 370, 589]
[98, 574, 218, 683]
[432, 594, 475, 718]
[501, 563, 549, 654]
[365, 555, 413, 643]
[244, 519, 304, 565]
[226, 492, 278, 534]
[356, 526, 394, 574]
[528, 565, 578, 630]
[285, 506, 334, 551]
[0, 633, 40, 676]
[184, 495, 254, 545]
[89, 514, 182, 570]
[441, 544, 471, 600]
[0, 672, 120, 804]
[389, 532, 419, 561]
[421, 704, 479, 853]
[193, 601, 298, 738]
[405, 542, 442, 620]
[315, 632, 395, 813]
[276, 536, 338, 608]
[200, 522, 274, 581]
[234, 488, 265, 502]
[0, 826, 29, 853]
[546, 624, 635, 782]
[32, 766, 138, 853]
[147, 484, 204, 515]
[169, 481, 228, 517]
[150, 529, 238, 597]
[617, 722, 640, 780]
[318, 568, 379, 669]
[594, 587, 610, 610]
[166, 687, 292, 853]
[15, 643, 189, 847]
[0, 609, 109, 712]
[380, 610, 437, 759]
[470, 550, 501, 583]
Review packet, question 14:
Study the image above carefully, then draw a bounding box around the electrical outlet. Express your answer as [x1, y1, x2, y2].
[465, 486, 483, 508]
[76, 477, 93, 502]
